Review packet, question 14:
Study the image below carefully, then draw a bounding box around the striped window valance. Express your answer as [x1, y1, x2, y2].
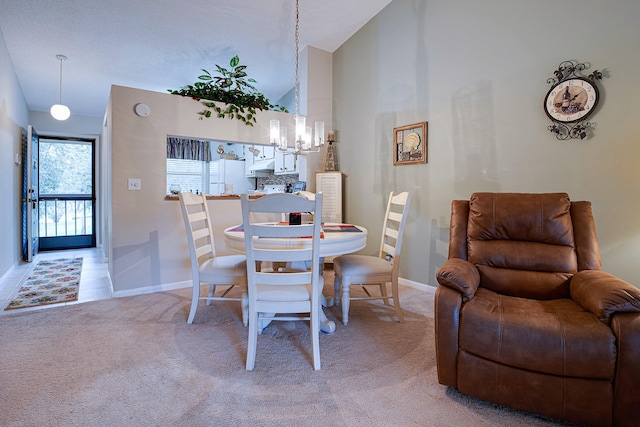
[166, 136, 212, 161]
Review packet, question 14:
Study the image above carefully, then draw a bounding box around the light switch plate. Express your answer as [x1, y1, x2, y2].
[128, 178, 141, 190]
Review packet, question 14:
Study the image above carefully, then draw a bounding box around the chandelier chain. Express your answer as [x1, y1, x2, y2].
[294, 0, 299, 118]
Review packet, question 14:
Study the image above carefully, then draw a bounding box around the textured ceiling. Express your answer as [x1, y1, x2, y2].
[0, 0, 392, 118]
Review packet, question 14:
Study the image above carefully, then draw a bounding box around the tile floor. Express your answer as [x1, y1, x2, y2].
[0, 247, 112, 314]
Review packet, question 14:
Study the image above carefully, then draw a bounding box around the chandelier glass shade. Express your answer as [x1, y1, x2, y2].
[270, 119, 289, 152]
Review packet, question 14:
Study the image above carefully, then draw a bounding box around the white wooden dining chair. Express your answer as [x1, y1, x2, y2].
[333, 191, 411, 325]
[240, 192, 324, 370]
[178, 192, 248, 325]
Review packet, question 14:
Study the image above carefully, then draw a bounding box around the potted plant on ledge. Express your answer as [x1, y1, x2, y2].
[168, 55, 287, 126]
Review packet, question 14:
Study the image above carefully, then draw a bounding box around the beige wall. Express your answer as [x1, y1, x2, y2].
[304, 46, 333, 180]
[0, 30, 28, 275]
[333, 0, 640, 286]
[107, 85, 299, 293]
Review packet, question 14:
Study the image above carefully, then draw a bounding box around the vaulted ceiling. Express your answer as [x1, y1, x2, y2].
[0, 0, 392, 118]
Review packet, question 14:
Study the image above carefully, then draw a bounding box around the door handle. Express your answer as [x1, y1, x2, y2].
[25, 197, 37, 208]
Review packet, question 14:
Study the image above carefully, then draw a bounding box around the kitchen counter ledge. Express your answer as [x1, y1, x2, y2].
[164, 194, 266, 201]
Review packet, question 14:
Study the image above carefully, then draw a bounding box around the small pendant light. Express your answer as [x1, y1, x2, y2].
[50, 54, 71, 121]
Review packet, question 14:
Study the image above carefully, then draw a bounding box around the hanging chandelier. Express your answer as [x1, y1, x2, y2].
[50, 54, 71, 121]
[270, 0, 324, 155]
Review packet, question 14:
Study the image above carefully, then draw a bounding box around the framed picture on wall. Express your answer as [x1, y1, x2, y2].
[393, 121, 427, 165]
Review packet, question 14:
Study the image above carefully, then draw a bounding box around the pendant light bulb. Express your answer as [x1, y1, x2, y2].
[51, 54, 70, 121]
[50, 104, 71, 121]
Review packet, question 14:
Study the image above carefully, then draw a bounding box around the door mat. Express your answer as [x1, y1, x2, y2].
[5, 258, 83, 310]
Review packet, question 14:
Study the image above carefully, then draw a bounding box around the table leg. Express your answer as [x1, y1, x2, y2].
[322, 294, 334, 308]
[259, 308, 334, 334]
[319, 307, 336, 334]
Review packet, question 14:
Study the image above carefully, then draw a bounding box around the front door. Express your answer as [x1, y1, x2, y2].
[22, 125, 39, 261]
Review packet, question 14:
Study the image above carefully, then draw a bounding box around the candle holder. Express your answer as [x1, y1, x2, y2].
[324, 131, 337, 171]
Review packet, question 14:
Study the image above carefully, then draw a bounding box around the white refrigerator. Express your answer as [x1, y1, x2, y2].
[209, 159, 253, 195]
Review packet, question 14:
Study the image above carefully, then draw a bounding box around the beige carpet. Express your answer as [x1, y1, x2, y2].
[0, 270, 575, 427]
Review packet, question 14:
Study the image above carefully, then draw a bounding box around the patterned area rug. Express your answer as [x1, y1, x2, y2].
[5, 258, 83, 310]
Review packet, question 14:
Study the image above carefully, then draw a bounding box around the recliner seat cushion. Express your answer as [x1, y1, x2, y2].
[460, 288, 616, 380]
[476, 265, 573, 300]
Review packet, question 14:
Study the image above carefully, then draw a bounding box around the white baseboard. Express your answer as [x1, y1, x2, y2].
[399, 277, 436, 294]
[111, 278, 436, 299]
[112, 280, 191, 298]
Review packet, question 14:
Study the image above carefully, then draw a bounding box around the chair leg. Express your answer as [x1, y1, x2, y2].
[246, 308, 259, 370]
[379, 282, 391, 306]
[187, 282, 200, 324]
[341, 281, 351, 325]
[241, 291, 249, 327]
[311, 305, 321, 370]
[206, 284, 215, 306]
[333, 274, 341, 306]
[392, 279, 404, 323]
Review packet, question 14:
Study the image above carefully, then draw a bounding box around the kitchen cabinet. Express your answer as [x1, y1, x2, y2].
[274, 151, 297, 175]
[244, 145, 273, 177]
[254, 145, 274, 160]
[244, 145, 256, 177]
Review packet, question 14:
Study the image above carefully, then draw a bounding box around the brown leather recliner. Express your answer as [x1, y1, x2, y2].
[435, 193, 640, 427]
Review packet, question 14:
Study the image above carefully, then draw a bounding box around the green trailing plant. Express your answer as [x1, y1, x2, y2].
[168, 55, 287, 126]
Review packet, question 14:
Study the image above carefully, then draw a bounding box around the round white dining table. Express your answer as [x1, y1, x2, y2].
[223, 223, 368, 333]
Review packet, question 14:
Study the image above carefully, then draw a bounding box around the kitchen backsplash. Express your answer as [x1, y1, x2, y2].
[257, 173, 299, 191]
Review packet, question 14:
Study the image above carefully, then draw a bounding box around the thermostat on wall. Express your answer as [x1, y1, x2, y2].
[134, 103, 150, 117]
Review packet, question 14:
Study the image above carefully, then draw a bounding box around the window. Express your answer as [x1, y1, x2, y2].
[166, 136, 247, 195]
[166, 136, 212, 195]
[166, 158, 208, 194]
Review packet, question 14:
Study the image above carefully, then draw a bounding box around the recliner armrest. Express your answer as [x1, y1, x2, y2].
[571, 270, 640, 324]
[436, 258, 480, 301]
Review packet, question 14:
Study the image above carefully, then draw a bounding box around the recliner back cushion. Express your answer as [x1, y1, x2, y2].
[468, 192, 577, 299]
